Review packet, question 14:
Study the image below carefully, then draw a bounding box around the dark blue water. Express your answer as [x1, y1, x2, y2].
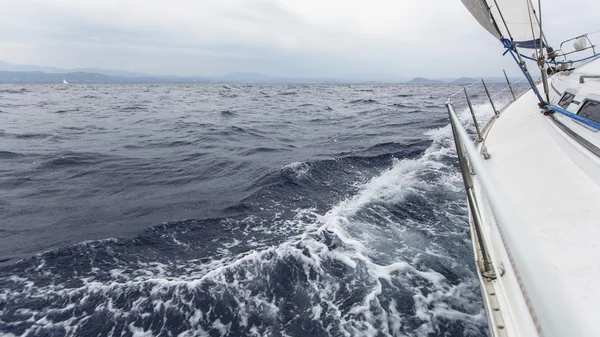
[0, 83, 524, 336]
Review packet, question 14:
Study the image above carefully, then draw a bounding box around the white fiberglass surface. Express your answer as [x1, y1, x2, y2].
[547, 59, 600, 151]
[481, 88, 600, 332]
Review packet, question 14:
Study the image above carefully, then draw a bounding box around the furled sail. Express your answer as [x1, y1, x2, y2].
[461, 0, 542, 49]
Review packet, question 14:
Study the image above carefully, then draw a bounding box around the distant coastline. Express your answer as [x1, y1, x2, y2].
[0, 61, 520, 84]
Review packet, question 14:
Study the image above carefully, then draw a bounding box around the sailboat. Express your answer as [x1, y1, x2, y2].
[63, 78, 68, 85]
[447, 1, 600, 336]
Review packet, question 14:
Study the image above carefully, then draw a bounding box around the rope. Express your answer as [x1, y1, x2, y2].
[546, 104, 600, 130]
[519, 52, 600, 65]
[502, 39, 545, 102]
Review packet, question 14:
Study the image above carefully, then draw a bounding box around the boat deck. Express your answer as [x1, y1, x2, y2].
[482, 87, 600, 326]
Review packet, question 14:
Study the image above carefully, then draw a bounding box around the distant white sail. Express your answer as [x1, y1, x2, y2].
[63, 78, 68, 85]
[461, 0, 542, 49]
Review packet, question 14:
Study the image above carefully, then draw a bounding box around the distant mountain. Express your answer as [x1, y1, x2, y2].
[407, 77, 445, 84]
[0, 71, 213, 84]
[0, 61, 62, 73]
[446, 76, 523, 84]
[70, 68, 150, 78]
[483, 77, 521, 84]
[0, 61, 152, 78]
[340, 72, 411, 83]
[0, 69, 342, 84]
[0, 60, 523, 84]
[451, 77, 478, 84]
[0, 62, 340, 83]
[216, 72, 275, 82]
[212, 72, 345, 83]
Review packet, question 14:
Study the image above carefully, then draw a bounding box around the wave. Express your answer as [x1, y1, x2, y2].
[220, 109, 238, 117]
[239, 146, 289, 156]
[281, 161, 311, 178]
[61, 126, 85, 131]
[0, 82, 514, 336]
[350, 99, 378, 104]
[365, 140, 430, 156]
[52, 108, 80, 114]
[159, 140, 195, 148]
[12, 132, 51, 140]
[0, 105, 489, 337]
[37, 151, 109, 169]
[0, 151, 24, 159]
[225, 126, 270, 140]
[121, 105, 148, 111]
[0, 88, 28, 94]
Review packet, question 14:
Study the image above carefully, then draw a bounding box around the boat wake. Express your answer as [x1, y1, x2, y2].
[0, 102, 497, 337]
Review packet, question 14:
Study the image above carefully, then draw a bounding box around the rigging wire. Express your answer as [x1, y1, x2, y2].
[518, 52, 600, 65]
[492, 1, 544, 104]
[502, 39, 545, 103]
[531, 0, 550, 102]
[526, 0, 540, 60]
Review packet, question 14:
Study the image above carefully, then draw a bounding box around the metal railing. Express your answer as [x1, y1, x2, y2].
[555, 32, 598, 63]
[447, 74, 527, 103]
[447, 73, 528, 145]
[579, 74, 600, 83]
[445, 77, 591, 337]
[444, 72, 528, 282]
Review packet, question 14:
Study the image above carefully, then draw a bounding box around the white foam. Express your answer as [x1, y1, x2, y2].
[211, 319, 231, 336]
[128, 323, 154, 337]
[282, 161, 310, 178]
[222, 238, 240, 249]
[0, 104, 492, 336]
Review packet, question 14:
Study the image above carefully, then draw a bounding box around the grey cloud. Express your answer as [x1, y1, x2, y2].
[0, 0, 597, 79]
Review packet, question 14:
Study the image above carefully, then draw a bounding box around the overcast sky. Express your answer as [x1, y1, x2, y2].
[0, 0, 598, 79]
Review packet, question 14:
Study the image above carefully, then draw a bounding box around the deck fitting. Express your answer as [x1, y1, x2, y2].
[482, 270, 497, 280]
[482, 146, 491, 160]
[498, 264, 506, 277]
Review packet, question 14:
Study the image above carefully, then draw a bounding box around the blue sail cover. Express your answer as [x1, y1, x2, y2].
[515, 38, 544, 49]
[461, 0, 543, 49]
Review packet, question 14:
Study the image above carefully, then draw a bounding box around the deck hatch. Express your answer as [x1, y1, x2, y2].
[577, 99, 600, 123]
[558, 92, 576, 109]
